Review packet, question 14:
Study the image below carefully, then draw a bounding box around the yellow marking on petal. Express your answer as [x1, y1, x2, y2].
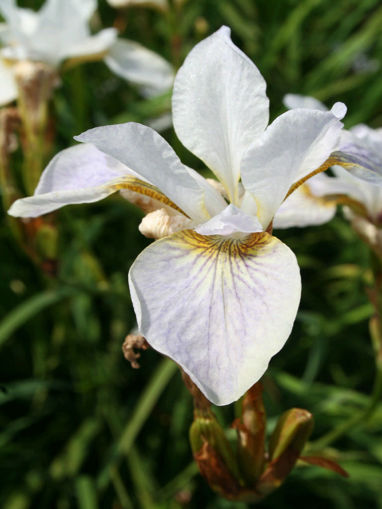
[300, 183, 368, 217]
[325, 194, 368, 218]
[111, 175, 189, 217]
[299, 183, 336, 209]
[330, 153, 369, 172]
[174, 229, 275, 259]
[62, 50, 110, 70]
[285, 156, 339, 201]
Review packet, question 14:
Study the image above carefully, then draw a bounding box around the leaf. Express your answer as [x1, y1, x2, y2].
[300, 455, 349, 478]
[0, 288, 77, 349]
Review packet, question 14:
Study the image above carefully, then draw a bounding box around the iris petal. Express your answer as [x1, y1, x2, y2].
[129, 229, 301, 405]
[172, 26, 269, 202]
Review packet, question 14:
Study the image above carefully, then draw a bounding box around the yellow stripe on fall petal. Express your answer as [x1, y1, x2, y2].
[324, 194, 369, 217]
[112, 175, 188, 216]
[300, 183, 337, 209]
[285, 156, 339, 201]
[172, 229, 275, 260]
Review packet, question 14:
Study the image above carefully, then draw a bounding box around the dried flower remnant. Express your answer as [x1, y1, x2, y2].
[9, 27, 351, 406]
[122, 333, 149, 368]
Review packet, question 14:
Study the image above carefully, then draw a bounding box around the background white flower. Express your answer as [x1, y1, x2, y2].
[277, 94, 382, 229]
[0, 0, 174, 106]
[0, 57, 17, 105]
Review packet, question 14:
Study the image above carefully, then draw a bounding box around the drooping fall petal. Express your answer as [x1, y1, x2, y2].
[76, 123, 226, 222]
[129, 230, 301, 405]
[8, 144, 133, 217]
[273, 175, 337, 229]
[283, 94, 327, 111]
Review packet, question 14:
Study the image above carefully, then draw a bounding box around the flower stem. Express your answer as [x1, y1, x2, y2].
[97, 357, 178, 490]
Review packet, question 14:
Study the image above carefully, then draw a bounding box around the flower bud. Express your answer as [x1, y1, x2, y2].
[190, 411, 242, 499]
[232, 383, 266, 484]
[34, 223, 58, 261]
[258, 408, 313, 495]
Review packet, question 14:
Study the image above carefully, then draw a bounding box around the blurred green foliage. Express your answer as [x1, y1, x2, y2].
[1, 0, 382, 507]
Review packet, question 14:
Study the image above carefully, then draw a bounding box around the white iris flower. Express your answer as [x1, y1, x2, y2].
[0, 0, 174, 106]
[9, 27, 347, 405]
[278, 94, 382, 229]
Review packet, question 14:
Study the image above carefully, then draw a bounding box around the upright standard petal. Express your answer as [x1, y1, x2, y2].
[241, 108, 344, 228]
[69, 0, 97, 20]
[172, 26, 269, 202]
[0, 0, 38, 54]
[104, 39, 174, 96]
[283, 94, 328, 111]
[76, 123, 226, 222]
[0, 0, 38, 35]
[129, 230, 301, 405]
[38, 0, 96, 23]
[22, 0, 94, 65]
[0, 59, 18, 106]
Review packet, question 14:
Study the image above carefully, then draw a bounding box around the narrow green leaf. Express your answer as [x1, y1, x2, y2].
[97, 358, 178, 490]
[0, 288, 76, 349]
[75, 476, 99, 509]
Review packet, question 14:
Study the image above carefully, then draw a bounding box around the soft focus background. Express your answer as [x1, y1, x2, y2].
[1, 0, 382, 507]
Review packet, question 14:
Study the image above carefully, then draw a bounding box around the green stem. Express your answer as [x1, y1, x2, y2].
[97, 358, 178, 490]
[75, 476, 99, 509]
[126, 446, 156, 509]
[110, 466, 134, 509]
